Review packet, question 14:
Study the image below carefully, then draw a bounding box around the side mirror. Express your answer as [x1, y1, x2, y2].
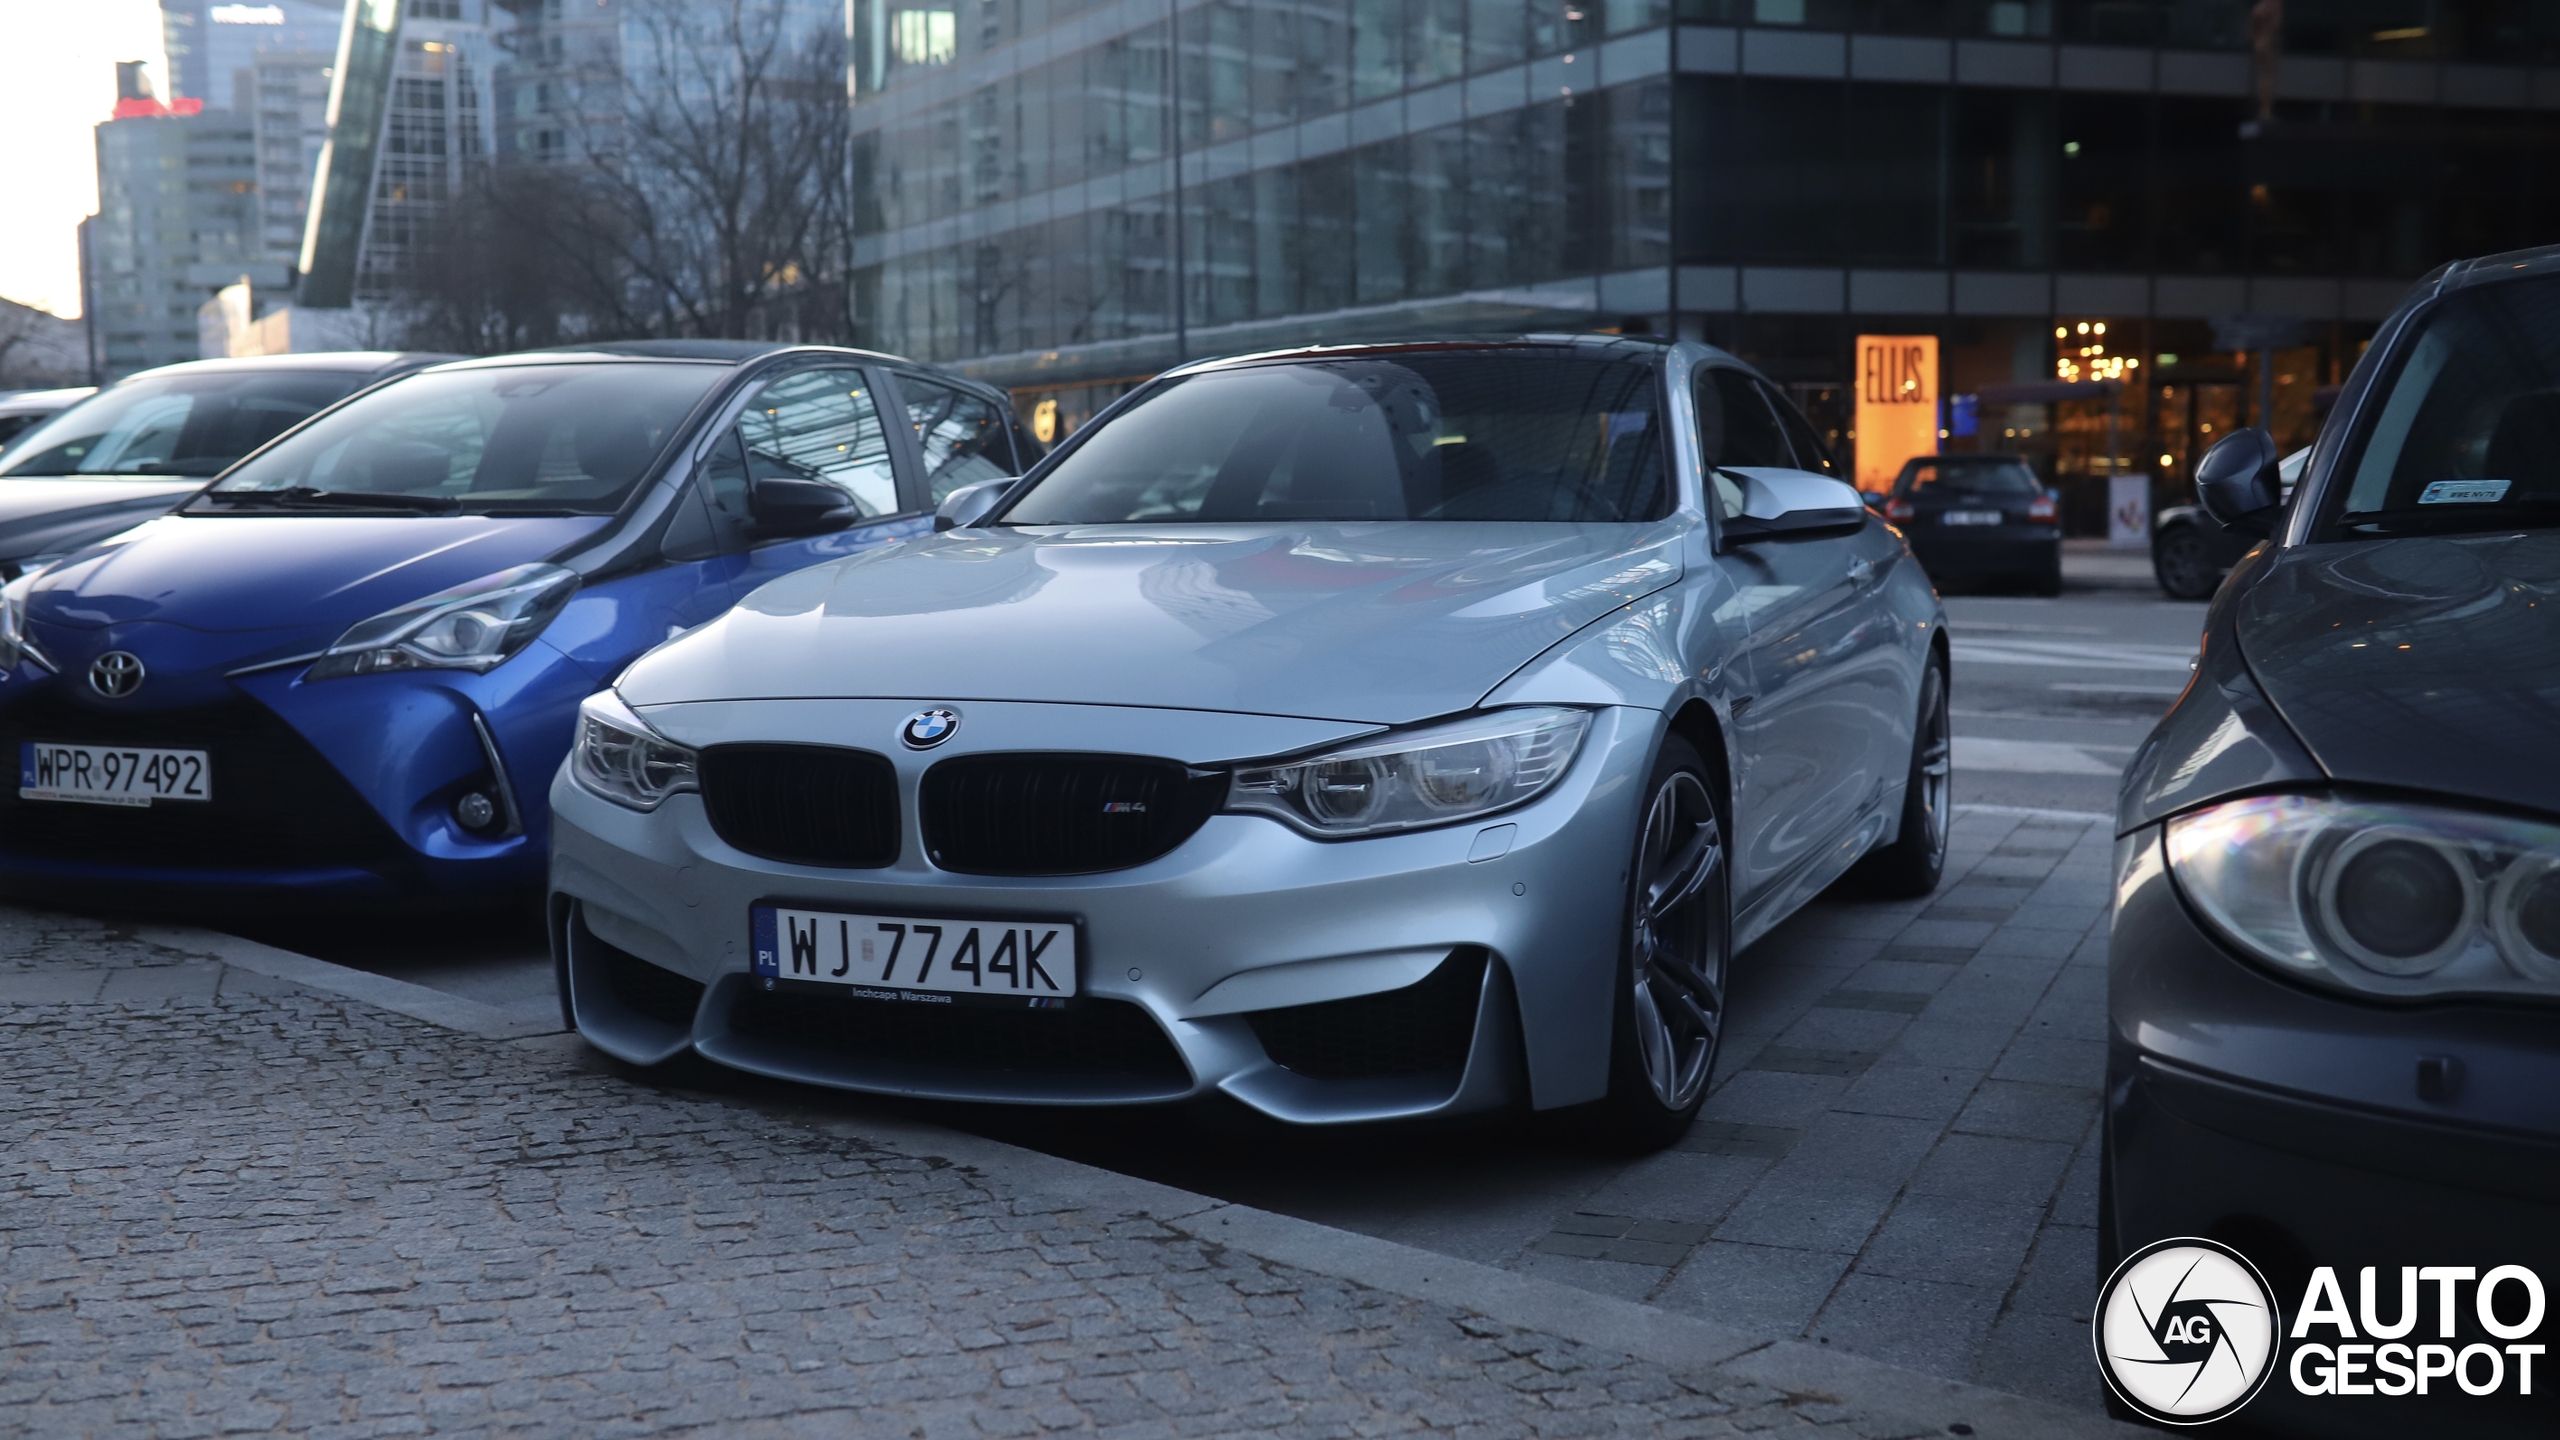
[1718, 468, 1869, 544]
[2195, 428, 2283, 538]
[749, 476, 857, 536]
[933, 477, 1012, 532]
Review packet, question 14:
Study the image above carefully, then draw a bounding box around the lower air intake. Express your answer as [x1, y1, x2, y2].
[1245, 949, 1487, 1081]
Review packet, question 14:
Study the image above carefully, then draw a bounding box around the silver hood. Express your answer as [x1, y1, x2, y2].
[617, 521, 1685, 724]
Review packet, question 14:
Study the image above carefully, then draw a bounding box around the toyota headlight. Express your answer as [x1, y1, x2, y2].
[2166, 792, 2560, 999]
[1226, 707, 1591, 838]
[307, 563, 578, 680]
[0, 572, 54, 675]
[568, 689, 698, 811]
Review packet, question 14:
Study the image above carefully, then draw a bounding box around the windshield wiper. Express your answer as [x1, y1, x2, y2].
[201, 486, 461, 514]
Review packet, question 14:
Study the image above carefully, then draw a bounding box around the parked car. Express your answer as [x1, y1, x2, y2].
[549, 337, 1948, 1147]
[0, 354, 450, 581]
[0, 340, 1032, 909]
[0, 386, 96, 451]
[2148, 445, 2308, 600]
[1878, 452, 2062, 595]
[2106, 244, 2560, 1436]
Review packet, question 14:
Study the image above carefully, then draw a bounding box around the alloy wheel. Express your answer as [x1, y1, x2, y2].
[1628, 769, 1727, 1111]
[1914, 665, 1951, 861]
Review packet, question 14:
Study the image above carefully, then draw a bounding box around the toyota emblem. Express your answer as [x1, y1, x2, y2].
[88, 651, 145, 699]
[899, 707, 961, 750]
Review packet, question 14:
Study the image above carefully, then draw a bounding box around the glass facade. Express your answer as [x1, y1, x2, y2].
[847, 0, 2560, 524]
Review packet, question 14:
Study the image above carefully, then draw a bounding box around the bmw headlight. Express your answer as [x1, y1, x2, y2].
[307, 563, 578, 680]
[1225, 707, 1591, 838]
[0, 572, 55, 675]
[2166, 792, 2560, 999]
[567, 689, 698, 811]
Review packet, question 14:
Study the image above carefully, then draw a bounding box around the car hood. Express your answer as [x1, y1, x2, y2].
[0, 477, 204, 558]
[620, 521, 1686, 724]
[26, 512, 613, 637]
[2239, 530, 2560, 819]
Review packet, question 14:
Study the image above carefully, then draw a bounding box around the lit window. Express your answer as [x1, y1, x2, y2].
[894, 8, 956, 65]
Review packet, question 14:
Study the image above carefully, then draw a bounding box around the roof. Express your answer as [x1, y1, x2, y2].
[119, 352, 457, 383]
[1169, 333, 1679, 377]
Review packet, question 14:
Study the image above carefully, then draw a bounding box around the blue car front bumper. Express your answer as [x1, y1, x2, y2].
[0, 622, 598, 908]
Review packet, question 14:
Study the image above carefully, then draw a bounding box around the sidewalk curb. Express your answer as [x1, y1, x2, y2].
[126, 922, 565, 1042]
[124, 916, 2147, 1440]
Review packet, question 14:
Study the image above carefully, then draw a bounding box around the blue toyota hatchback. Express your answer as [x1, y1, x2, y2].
[0, 341, 1033, 907]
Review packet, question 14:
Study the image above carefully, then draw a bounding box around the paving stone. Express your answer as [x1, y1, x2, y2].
[1807, 1275, 2005, 1378]
[2003, 1225, 2099, 1320]
[1745, 1047, 1880, 1080]
[1828, 1063, 1977, 1124]
[1654, 1243, 1855, 1336]
[1813, 990, 1930, 1016]
[1907, 1135, 2074, 1208]
[1851, 1195, 2047, 1288]
[1951, 1081, 2102, 1145]
[1674, 1123, 1800, 1162]
[1972, 1310, 2107, 1413]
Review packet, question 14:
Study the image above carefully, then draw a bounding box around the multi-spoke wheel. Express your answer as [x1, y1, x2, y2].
[1849, 658, 1950, 898]
[2153, 526, 2221, 600]
[1594, 735, 1728, 1149]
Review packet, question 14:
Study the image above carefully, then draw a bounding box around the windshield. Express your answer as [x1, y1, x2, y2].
[2331, 276, 2560, 538]
[0, 369, 365, 478]
[1899, 459, 2040, 496]
[1001, 352, 1668, 525]
[200, 362, 724, 515]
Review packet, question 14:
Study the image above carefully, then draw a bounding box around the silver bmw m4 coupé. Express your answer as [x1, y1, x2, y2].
[549, 337, 1951, 1148]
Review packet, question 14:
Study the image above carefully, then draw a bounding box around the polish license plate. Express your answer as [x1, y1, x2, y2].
[1943, 509, 2005, 526]
[751, 904, 1078, 1003]
[19, 742, 211, 807]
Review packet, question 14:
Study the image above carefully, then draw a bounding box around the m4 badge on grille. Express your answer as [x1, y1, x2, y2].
[1102, 801, 1147, 813]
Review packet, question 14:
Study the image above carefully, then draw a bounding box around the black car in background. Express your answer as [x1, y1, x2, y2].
[1880, 453, 2062, 594]
[2149, 445, 2308, 600]
[0, 352, 453, 580]
[2107, 244, 2560, 1437]
[0, 387, 95, 452]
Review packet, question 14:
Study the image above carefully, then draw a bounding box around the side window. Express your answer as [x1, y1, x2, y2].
[737, 367, 899, 518]
[900, 374, 1018, 503]
[662, 429, 751, 561]
[1699, 369, 1791, 470]
[1760, 382, 1837, 475]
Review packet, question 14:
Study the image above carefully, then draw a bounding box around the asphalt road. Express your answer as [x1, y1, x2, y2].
[214, 538, 2211, 1416]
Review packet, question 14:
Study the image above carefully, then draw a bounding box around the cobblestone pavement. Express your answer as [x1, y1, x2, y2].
[0, 912, 2121, 1440]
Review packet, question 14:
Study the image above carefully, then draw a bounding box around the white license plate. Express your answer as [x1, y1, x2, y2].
[19, 742, 211, 807]
[1943, 509, 2006, 526]
[752, 904, 1077, 1002]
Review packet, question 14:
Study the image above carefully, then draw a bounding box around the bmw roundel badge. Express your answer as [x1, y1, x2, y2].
[900, 707, 961, 750]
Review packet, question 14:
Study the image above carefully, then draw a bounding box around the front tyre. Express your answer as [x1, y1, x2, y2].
[2153, 525, 2219, 600]
[1848, 658, 1950, 898]
[1592, 735, 1729, 1151]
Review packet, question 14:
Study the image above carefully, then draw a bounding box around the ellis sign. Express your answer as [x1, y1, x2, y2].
[1856, 334, 1938, 495]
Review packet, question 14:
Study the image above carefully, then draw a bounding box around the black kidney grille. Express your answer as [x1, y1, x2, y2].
[726, 987, 1191, 1087]
[1246, 949, 1486, 1081]
[700, 744, 899, 868]
[921, 753, 1225, 875]
[0, 688, 411, 872]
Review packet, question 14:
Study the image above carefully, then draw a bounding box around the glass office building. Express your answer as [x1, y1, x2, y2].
[847, 0, 2560, 515]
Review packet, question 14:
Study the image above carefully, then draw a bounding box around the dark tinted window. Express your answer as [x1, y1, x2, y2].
[0, 370, 364, 477]
[1900, 459, 2041, 496]
[1004, 353, 1667, 524]
[204, 363, 722, 514]
[1697, 369, 1791, 469]
[2332, 276, 2560, 538]
[1761, 381, 1836, 474]
[900, 374, 1018, 502]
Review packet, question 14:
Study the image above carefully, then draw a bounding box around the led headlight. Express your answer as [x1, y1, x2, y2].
[567, 689, 698, 811]
[2165, 792, 2560, 999]
[0, 572, 55, 675]
[1226, 707, 1590, 838]
[307, 563, 578, 680]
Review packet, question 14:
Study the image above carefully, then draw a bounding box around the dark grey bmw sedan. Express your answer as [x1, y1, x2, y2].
[2106, 245, 2560, 1436]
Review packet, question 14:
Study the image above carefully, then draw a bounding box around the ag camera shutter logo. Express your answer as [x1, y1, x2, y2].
[2094, 1237, 2280, 1424]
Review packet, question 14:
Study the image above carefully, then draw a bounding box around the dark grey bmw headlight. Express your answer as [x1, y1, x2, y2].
[2166, 793, 2560, 998]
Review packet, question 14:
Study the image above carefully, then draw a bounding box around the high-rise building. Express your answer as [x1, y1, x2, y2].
[248, 48, 336, 263]
[846, 0, 2560, 523]
[84, 77, 262, 378]
[160, 0, 346, 113]
[300, 0, 501, 307]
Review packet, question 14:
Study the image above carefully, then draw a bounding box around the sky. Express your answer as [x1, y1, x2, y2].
[0, 0, 168, 317]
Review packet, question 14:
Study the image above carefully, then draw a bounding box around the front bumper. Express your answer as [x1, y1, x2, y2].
[550, 699, 1659, 1124]
[0, 630, 587, 906]
[2108, 826, 2560, 1437]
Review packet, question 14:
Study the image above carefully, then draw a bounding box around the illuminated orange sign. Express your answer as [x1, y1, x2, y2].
[1856, 334, 1938, 495]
